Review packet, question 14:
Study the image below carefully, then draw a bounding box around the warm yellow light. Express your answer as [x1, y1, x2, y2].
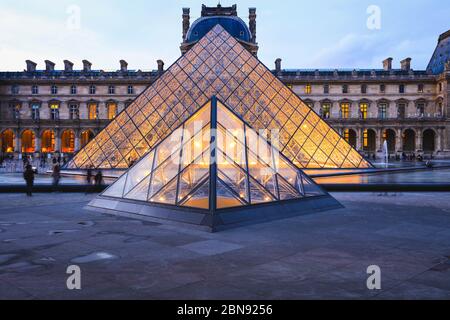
[264, 197, 271, 201]
[229, 142, 236, 148]
[159, 197, 166, 202]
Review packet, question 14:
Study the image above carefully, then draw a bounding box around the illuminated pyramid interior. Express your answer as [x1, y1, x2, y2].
[67, 25, 371, 170]
[88, 98, 342, 232]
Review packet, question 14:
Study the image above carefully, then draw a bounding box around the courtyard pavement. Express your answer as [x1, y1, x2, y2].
[0, 192, 449, 300]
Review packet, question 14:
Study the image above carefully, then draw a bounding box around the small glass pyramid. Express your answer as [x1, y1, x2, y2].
[102, 97, 327, 211]
[67, 24, 371, 170]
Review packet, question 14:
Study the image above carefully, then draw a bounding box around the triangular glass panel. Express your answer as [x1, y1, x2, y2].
[123, 151, 155, 196]
[124, 174, 151, 201]
[216, 178, 246, 209]
[248, 176, 277, 205]
[179, 178, 210, 210]
[102, 174, 127, 198]
[149, 177, 178, 205]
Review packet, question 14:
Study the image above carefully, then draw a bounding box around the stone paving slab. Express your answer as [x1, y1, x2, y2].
[0, 192, 449, 299]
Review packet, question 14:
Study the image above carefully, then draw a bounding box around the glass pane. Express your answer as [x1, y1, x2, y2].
[102, 174, 127, 198]
[149, 178, 178, 205]
[123, 151, 155, 195]
[302, 176, 324, 196]
[177, 163, 209, 203]
[249, 177, 276, 204]
[275, 157, 303, 192]
[148, 156, 180, 199]
[124, 175, 151, 201]
[217, 125, 245, 167]
[216, 179, 245, 209]
[247, 151, 277, 197]
[218, 167, 249, 203]
[180, 179, 210, 210]
[277, 175, 302, 200]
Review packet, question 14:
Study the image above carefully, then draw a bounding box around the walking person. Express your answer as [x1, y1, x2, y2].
[85, 166, 94, 194]
[23, 164, 35, 197]
[94, 170, 103, 186]
[52, 164, 61, 187]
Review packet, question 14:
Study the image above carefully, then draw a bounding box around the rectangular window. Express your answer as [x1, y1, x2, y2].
[342, 85, 348, 94]
[379, 104, 387, 119]
[11, 85, 19, 95]
[11, 102, 21, 120]
[439, 83, 443, 92]
[359, 103, 368, 120]
[108, 85, 115, 95]
[69, 104, 79, 120]
[380, 84, 386, 93]
[51, 85, 58, 95]
[399, 84, 405, 94]
[305, 84, 312, 94]
[107, 103, 118, 120]
[71, 85, 77, 95]
[50, 103, 59, 120]
[127, 85, 134, 95]
[397, 103, 406, 119]
[89, 85, 96, 95]
[340, 103, 350, 119]
[344, 129, 350, 142]
[321, 103, 331, 119]
[88, 103, 98, 120]
[363, 130, 369, 148]
[418, 84, 424, 93]
[323, 84, 329, 94]
[417, 103, 425, 116]
[361, 84, 367, 94]
[32, 85, 39, 95]
[31, 103, 40, 120]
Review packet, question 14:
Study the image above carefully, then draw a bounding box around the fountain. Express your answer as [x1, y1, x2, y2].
[383, 140, 389, 168]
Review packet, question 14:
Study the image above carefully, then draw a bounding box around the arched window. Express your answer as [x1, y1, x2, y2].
[1, 130, 15, 153]
[61, 130, 75, 153]
[41, 130, 55, 153]
[423, 130, 436, 153]
[21, 130, 35, 153]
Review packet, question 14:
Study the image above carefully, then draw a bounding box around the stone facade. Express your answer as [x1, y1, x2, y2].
[0, 4, 449, 161]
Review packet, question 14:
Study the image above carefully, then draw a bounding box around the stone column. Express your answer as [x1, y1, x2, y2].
[55, 129, 61, 153]
[396, 128, 403, 153]
[356, 128, 362, 151]
[376, 128, 382, 152]
[35, 134, 41, 153]
[437, 128, 443, 152]
[15, 129, 21, 153]
[74, 131, 81, 152]
[416, 129, 423, 152]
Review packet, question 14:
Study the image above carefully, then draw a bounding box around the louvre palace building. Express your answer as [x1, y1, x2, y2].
[0, 4, 449, 165]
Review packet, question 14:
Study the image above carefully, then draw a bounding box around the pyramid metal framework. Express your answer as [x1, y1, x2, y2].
[67, 25, 371, 170]
[90, 97, 341, 231]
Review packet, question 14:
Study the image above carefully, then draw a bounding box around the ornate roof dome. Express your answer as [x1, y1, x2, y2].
[186, 16, 251, 43]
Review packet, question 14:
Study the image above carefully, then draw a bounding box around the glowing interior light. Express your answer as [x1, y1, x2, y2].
[229, 142, 236, 148]
[159, 197, 166, 202]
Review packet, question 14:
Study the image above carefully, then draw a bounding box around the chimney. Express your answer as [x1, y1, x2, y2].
[26, 60, 37, 72]
[249, 8, 257, 43]
[383, 58, 393, 71]
[82, 60, 92, 72]
[182, 8, 190, 41]
[120, 60, 128, 72]
[64, 60, 74, 72]
[275, 58, 282, 73]
[45, 60, 55, 72]
[157, 60, 164, 74]
[401, 58, 412, 71]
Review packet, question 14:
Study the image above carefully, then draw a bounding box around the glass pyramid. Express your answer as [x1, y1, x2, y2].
[101, 98, 327, 211]
[67, 24, 371, 170]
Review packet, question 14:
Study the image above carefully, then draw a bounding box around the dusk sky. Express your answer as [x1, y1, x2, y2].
[0, 0, 449, 72]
